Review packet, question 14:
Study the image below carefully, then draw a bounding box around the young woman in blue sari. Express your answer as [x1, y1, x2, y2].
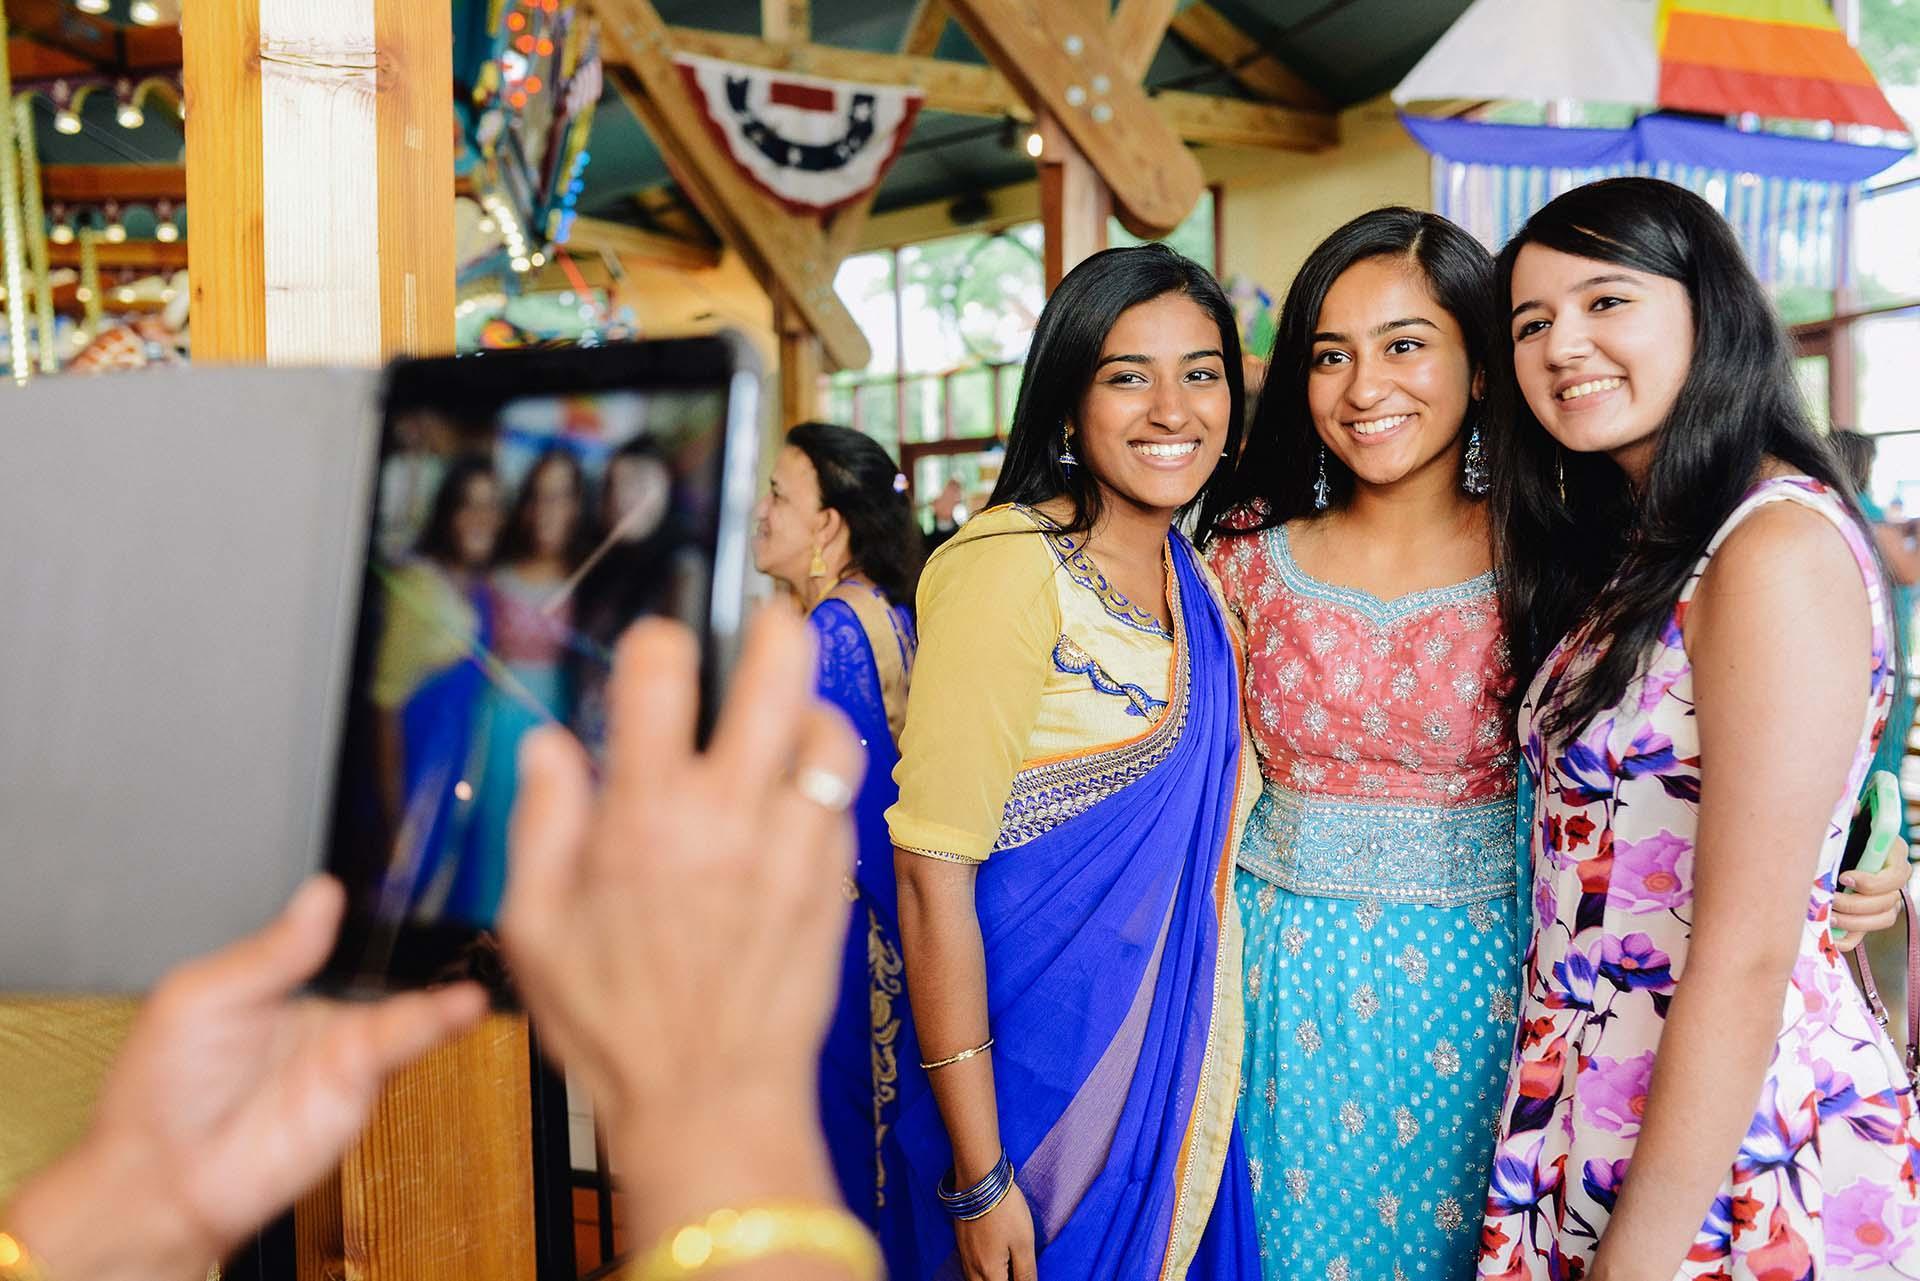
[752, 421, 925, 1277]
[369, 455, 504, 919]
[888, 244, 1262, 1280]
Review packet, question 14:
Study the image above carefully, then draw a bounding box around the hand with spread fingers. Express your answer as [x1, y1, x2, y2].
[501, 609, 872, 1279]
[1, 878, 488, 1281]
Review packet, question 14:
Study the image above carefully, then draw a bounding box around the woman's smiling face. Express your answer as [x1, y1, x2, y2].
[1508, 243, 1695, 480]
[1306, 254, 1478, 493]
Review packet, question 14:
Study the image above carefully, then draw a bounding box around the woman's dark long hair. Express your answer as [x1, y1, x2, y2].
[986, 242, 1245, 536]
[788, 421, 926, 607]
[498, 447, 596, 569]
[415, 454, 498, 568]
[1491, 177, 1872, 740]
[1197, 207, 1506, 543]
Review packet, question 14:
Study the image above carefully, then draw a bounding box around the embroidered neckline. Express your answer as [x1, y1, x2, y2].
[1053, 635, 1170, 720]
[1018, 505, 1175, 640]
[1270, 526, 1495, 628]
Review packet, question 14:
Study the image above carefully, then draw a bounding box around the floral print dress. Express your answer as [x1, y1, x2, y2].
[1479, 477, 1920, 1280]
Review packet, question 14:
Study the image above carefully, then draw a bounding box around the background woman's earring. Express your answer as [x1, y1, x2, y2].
[1312, 446, 1331, 511]
[1059, 427, 1079, 474]
[1556, 453, 1567, 504]
[1462, 425, 1490, 496]
[809, 545, 828, 578]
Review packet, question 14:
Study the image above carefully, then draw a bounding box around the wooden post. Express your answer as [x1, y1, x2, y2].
[182, 5, 535, 1281]
[184, 0, 456, 363]
[762, 0, 808, 44]
[776, 293, 822, 427]
[1037, 110, 1108, 291]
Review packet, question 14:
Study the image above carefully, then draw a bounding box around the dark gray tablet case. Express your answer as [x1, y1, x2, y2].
[0, 366, 381, 991]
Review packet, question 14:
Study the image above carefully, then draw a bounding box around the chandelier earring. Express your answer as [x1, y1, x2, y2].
[1461, 421, 1489, 497]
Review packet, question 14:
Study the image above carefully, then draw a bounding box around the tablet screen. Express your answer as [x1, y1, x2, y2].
[319, 339, 758, 999]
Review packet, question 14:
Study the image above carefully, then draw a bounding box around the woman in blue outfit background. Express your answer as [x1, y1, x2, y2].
[752, 420, 925, 1277]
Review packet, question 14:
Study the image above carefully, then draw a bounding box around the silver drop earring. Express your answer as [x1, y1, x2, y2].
[1461, 425, 1489, 496]
[1312, 446, 1331, 511]
[1059, 425, 1079, 474]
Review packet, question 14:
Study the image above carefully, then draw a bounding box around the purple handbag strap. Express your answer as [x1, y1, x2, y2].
[1854, 880, 1920, 1087]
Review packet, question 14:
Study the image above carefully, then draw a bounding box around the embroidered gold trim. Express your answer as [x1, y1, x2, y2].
[897, 843, 982, 865]
[993, 564, 1192, 853]
[867, 908, 903, 1210]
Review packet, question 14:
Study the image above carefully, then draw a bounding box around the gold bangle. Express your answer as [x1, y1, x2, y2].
[0, 1231, 49, 1281]
[919, 1036, 993, 1071]
[629, 1202, 880, 1281]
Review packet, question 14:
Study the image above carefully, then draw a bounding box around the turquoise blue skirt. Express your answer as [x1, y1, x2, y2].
[1233, 782, 1523, 1281]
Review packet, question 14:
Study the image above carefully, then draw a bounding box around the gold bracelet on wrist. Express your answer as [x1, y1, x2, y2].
[628, 1202, 880, 1281]
[0, 1231, 50, 1281]
[919, 1036, 993, 1071]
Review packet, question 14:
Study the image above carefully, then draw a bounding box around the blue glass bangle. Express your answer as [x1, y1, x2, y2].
[937, 1150, 1017, 1221]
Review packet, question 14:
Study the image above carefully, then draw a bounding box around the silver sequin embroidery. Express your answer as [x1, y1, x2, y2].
[1398, 946, 1429, 982]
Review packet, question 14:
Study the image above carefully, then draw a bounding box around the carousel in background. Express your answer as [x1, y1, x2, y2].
[451, 0, 627, 352]
[0, 0, 189, 379]
[0, 0, 615, 380]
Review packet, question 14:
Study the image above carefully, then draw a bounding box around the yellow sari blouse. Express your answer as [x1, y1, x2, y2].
[887, 504, 1181, 864]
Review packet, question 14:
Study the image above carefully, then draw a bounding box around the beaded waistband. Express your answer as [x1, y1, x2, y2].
[1236, 778, 1517, 907]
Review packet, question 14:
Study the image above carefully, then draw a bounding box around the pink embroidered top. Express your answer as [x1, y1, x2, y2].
[1207, 523, 1517, 905]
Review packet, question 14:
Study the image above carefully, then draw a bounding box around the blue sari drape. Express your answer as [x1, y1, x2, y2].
[894, 535, 1260, 1280]
[389, 582, 495, 919]
[812, 596, 920, 1280]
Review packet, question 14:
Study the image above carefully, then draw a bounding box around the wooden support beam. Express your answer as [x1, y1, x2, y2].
[898, 0, 947, 56]
[1037, 111, 1107, 290]
[657, 27, 1336, 152]
[761, 0, 808, 44]
[1110, 0, 1179, 81]
[1154, 92, 1335, 151]
[184, 5, 532, 1276]
[942, 0, 1199, 235]
[185, 0, 458, 363]
[775, 295, 822, 426]
[598, 0, 869, 370]
[569, 215, 722, 270]
[41, 164, 188, 204]
[1168, 2, 1330, 111]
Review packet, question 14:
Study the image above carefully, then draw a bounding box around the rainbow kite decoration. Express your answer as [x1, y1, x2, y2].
[1657, 0, 1904, 131]
[1392, 0, 1911, 285]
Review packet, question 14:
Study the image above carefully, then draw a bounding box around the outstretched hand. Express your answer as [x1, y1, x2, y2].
[6, 877, 486, 1281]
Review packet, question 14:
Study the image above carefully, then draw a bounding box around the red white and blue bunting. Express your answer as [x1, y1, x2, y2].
[673, 53, 924, 216]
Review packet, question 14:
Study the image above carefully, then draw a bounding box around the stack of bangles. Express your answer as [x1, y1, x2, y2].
[938, 1150, 1018, 1221]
